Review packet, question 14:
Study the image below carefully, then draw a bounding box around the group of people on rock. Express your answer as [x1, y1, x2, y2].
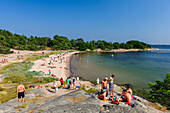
[66, 76, 79, 89]
[98, 74, 133, 106]
[53, 76, 80, 93]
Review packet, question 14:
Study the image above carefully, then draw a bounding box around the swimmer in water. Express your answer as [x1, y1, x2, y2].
[100, 60, 102, 63]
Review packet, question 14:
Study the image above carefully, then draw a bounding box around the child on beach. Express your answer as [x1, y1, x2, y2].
[53, 80, 58, 92]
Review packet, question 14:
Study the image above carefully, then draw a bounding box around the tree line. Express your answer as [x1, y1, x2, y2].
[0, 29, 151, 54]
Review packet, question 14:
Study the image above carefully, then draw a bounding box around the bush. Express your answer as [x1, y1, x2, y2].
[0, 47, 13, 54]
[148, 73, 170, 109]
[0, 87, 4, 91]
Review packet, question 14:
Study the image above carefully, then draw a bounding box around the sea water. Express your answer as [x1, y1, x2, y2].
[71, 45, 170, 89]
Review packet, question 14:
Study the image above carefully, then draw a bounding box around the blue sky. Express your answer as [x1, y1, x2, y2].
[0, 0, 170, 44]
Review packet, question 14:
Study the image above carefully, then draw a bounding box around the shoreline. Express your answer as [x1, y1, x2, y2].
[92, 48, 160, 53]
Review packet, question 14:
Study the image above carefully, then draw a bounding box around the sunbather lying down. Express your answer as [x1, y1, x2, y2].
[41, 63, 46, 66]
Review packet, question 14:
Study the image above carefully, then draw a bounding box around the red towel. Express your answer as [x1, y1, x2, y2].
[126, 102, 131, 106]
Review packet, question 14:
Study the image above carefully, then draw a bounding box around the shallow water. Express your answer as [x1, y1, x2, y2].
[71, 46, 170, 89]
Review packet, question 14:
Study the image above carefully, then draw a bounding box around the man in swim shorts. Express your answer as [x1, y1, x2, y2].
[101, 77, 108, 92]
[17, 82, 27, 102]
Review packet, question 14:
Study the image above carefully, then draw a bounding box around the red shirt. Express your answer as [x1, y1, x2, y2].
[60, 79, 64, 83]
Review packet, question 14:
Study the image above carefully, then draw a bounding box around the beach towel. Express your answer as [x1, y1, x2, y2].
[126, 102, 131, 106]
[75, 86, 81, 89]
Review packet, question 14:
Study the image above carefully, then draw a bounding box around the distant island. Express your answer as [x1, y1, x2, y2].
[0, 29, 151, 54]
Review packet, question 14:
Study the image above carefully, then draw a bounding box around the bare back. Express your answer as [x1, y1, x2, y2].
[17, 85, 25, 92]
[124, 93, 132, 103]
[101, 80, 107, 88]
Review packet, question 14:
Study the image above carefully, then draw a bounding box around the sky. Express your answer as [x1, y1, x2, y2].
[0, 0, 170, 44]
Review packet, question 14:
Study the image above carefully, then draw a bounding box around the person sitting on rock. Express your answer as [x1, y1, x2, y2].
[121, 89, 132, 106]
[127, 85, 132, 95]
[98, 89, 107, 101]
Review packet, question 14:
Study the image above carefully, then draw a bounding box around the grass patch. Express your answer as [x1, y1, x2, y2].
[81, 85, 98, 93]
[38, 109, 45, 112]
[68, 50, 77, 52]
[0, 86, 17, 103]
[0, 61, 57, 103]
[148, 102, 167, 111]
[0, 87, 4, 91]
[64, 96, 87, 103]
[0, 62, 20, 74]
[25, 98, 38, 104]
[25, 51, 63, 61]
[15, 104, 28, 109]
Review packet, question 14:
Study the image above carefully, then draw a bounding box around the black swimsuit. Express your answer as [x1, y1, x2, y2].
[18, 92, 25, 99]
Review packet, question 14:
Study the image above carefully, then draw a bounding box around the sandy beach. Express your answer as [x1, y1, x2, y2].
[0, 49, 52, 70]
[28, 51, 79, 80]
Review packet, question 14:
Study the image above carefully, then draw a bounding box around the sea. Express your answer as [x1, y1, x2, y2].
[71, 45, 170, 89]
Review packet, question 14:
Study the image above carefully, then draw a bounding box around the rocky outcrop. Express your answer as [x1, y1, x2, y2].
[0, 88, 164, 113]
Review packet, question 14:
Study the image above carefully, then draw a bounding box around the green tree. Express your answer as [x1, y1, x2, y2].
[113, 42, 120, 49]
[148, 73, 170, 109]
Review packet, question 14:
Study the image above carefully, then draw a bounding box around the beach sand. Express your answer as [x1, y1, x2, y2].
[0, 49, 51, 70]
[28, 51, 79, 80]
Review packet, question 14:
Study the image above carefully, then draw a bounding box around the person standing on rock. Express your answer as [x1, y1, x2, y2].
[96, 78, 100, 86]
[109, 74, 115, 97]
[17, 82, 27, 102]
[73, 78, 76, 89]
[59, 78, 64, 88]
[66, 77, 70, 88]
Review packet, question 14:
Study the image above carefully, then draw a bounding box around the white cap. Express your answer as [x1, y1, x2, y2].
[105, 77, 108, 80]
